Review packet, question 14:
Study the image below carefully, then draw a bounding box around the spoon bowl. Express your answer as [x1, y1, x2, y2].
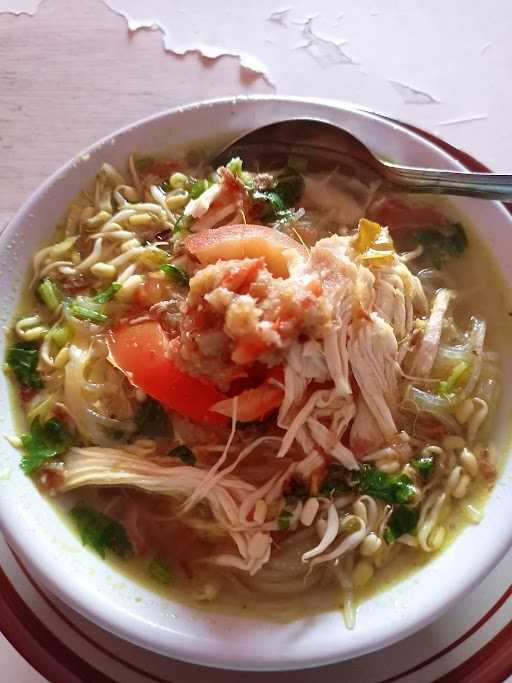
[212, 118, 512, 200]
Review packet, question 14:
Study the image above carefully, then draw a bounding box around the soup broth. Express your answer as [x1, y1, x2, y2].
[5, 147, 510, 627]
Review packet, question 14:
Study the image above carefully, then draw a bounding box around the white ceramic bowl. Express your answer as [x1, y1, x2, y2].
[0, 97, 511, 671]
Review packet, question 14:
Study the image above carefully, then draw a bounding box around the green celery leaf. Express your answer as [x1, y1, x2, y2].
[20, 417, 73, 474]
[6, 341, 43, 389]
[417, 223, 468, 269]
[251, 166, 304, 223]
[71, 502, 132, 559]
[412, 452, 436, 479]
[384, 506, 420, 544]
[353, 465, 416, 504]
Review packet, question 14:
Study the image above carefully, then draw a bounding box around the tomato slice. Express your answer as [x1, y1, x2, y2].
[108, 320, 227, 426]
[212, 367, 284, 422]
[211, 383, 283, 422]
[184, 223, 307, 278]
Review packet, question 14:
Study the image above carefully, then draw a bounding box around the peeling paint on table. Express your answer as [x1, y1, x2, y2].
[0, 0, 272, 230]
[0, 0, 41, 16]
[1, 0, 510, 187]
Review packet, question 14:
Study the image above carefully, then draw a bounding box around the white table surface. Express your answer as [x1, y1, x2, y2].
[1, 1, 511, 680]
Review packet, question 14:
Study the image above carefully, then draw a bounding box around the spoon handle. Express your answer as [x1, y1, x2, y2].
[382, 163, 512, 200]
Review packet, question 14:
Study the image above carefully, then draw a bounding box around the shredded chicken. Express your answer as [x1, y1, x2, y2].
[350, 394, 384, 456]
[411, 288, 453, 377]
[348, 314, 400, 441]
[60, 446, 273, 575]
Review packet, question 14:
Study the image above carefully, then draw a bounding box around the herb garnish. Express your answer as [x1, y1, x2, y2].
[251, 166, 304, 223]
[66, 287, 120, 325]
[160, 263, 189, 287]
[168, 445, 196, 465]
[189, 179, 209, 199]
[93, 283, 121, 304]
[416, 223, 468, 269]
[277, 508, 293, 531]
[71, 502, 132, 559]
[319, 464, 349, 498]
[68, 303, 108, 325]
[172, 214, 192, 236]
[352, 465, 416, 505]
[148, 557, 173, 584]
[50, 323, 73, 348]
[412, 452, 436, 479]
[20, 417, 73, 473]
[383, 506, 420, 544]
[37, 278, 61, 312]
[437, 361, 468, 397]
[6, 341, 43, 388]
[284, 477, 309, 505]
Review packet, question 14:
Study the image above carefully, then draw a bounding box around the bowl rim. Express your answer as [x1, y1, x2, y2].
[1, 95, 511, 671]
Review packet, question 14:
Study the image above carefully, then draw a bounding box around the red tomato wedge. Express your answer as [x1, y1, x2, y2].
[108, 320, 228, 426]
[184, 224, 307, 278]
[212, 380, 284, 422]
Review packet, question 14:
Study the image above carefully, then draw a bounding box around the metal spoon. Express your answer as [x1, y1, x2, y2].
[211, 119, 512, 201]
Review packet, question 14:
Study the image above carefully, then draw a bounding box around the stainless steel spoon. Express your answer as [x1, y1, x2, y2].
[211, 119, 512, 201]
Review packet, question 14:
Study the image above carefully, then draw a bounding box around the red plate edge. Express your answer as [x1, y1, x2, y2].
[0, 115, 510, 683]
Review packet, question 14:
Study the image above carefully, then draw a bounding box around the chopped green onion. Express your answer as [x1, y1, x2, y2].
[148, 557, 173, 584]
[160, 263, 189, 286]
[168, 445, 196, 465]
[277, 508, 293, 531]
[189, 179, 209, 199]
[172, 215, 192, 236]
[437, 361, 469, 397]
[37, 278, 61, 312]
[226, 157, 243, 176]
[93, 283, 121, 304]
[68, 303, 107, 324]
[50, 323, 73, 348]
